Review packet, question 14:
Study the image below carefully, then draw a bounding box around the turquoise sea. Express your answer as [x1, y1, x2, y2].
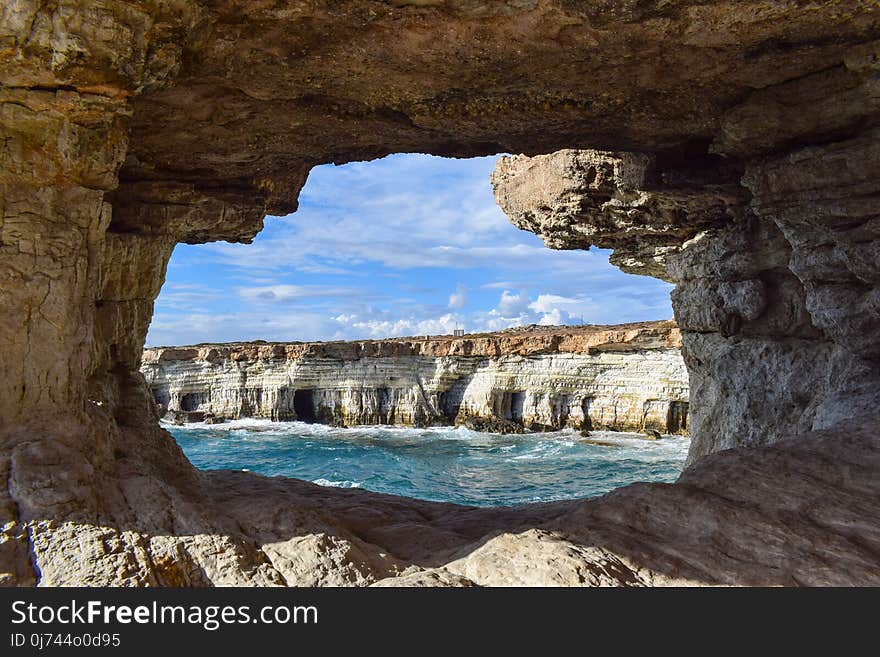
[167, 420, 689, 507]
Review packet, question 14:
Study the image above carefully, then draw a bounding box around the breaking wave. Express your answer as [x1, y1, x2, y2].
[165, 420, 689, 507]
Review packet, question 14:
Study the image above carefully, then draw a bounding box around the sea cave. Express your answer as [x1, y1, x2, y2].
[1, 0, 878, 586]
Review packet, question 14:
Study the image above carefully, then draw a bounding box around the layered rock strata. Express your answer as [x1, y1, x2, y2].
[141, 322, 688, 434]
[1, 2, 879, 586]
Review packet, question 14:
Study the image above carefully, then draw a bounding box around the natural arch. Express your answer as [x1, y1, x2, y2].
[1, 1, 878, 586]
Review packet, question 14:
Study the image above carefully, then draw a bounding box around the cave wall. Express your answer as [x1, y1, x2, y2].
[1, 1, 878, 586]
[679, 131, 880, 461]
[492, 61, 880, 463]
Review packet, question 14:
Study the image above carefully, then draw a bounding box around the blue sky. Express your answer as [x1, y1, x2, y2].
[146, 154, 673, 346]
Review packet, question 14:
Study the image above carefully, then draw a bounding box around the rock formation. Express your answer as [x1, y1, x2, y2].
[1, 1, 879, 586]
[141, 322, 688, 434]
[492, 133, 880, 465]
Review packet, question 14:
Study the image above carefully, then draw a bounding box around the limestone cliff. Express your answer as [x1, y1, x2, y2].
[141, 322, 689, 434]
[1, 2, 879, 587]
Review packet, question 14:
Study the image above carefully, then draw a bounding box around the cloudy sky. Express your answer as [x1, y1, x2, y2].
[146, 154, 673, 346]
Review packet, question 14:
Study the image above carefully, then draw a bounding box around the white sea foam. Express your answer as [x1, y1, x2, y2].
[312, 478, 362, 489]
[161, 418, 333, 436]
[164, 418, 689, 457]
[580, 430, 691, 459]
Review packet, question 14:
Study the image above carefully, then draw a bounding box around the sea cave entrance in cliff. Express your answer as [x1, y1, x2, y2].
[293, 390, 318, 424]
[144, 153, 687, 507]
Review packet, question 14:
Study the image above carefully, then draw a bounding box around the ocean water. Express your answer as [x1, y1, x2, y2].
[166, 420, 689, 507]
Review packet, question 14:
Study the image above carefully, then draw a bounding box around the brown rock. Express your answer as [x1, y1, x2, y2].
[1, 1, 878, 587]
[492, 149, 744, 281]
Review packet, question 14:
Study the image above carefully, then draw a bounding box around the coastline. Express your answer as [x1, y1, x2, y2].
[142, 321, 689, 435]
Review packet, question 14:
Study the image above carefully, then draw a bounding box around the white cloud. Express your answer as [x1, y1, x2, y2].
[146, 310, 331, 346]
[448, 283, 467, 309]
[332, 312, 461, 339]
[528, 293, 592, 315]
[537, 308, 564, 326]
[149, 282, 222, 312]
[237, 284, 365, 304]
[198, 154, 601, 277]
[497, 290, 528, 315]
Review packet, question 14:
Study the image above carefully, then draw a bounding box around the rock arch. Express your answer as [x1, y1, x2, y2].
[1, 1, 878, 585]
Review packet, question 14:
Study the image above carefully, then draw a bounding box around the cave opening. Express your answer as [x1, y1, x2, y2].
[581, 398, 595, 431]
[667, 402, 689, 435]
[180, 392, 206, 412]
[151, 387, 170, 410]
[377, 387, 392, 424]
[293, 389, 318, 424]
[143, 153, 688, 507]
[510, 392, 526, 422]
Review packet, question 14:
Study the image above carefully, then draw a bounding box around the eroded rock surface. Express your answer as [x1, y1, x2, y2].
[492, 149, 744, 281]
[493, 134, 880, 465]
[1, 2, 879, 586]
[141, 322, 688, 434]
[6, 418, 878, 587]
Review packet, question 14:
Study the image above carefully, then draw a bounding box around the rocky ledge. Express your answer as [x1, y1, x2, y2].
[141, 321, 688, 434]
[13, 417, 879, 586]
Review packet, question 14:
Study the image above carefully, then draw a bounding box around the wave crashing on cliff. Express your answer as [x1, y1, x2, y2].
[166, 420, 688, 507]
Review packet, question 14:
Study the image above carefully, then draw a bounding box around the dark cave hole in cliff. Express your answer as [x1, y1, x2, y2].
[581, 398, 595, 432]
[510, 392, 526, 422]
[180, 392, 207, 412]
[293, 389, 318, 424]
[143, 153, 687, 506]
[151, 387, 170, 410]
[667, 402, 688, 434]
